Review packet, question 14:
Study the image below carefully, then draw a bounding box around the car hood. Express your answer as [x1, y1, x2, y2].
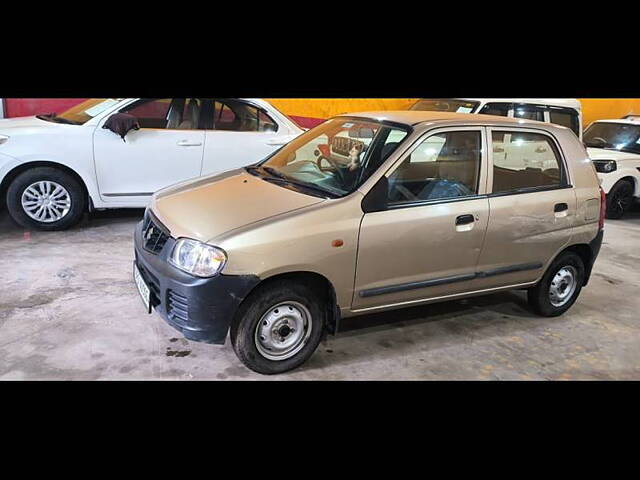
[0, 115, 61, 134]
[150, 168, 326, 243]
[587, 147, 640, 161]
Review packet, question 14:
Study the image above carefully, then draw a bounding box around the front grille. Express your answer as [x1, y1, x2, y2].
[167, 290, 189, 324]
[142, 212, 170, 255]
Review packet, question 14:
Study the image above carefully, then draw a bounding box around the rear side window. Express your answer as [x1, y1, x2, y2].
[212, 100, 278, 132]
[491, 131, 564, 194]
[549, 108, 580, 136]
[513, 104, 545, 122]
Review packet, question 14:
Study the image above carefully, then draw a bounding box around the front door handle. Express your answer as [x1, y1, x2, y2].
[456, 214, 475, 226]
[177, 140, 203, 147]
[554, 203, 568, 213]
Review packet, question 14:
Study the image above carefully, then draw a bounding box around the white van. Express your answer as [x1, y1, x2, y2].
[410, 99, 583, 139]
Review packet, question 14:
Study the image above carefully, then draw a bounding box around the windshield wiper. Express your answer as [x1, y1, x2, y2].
[36, 113, 78, 125]
[246, 166, 338, 198]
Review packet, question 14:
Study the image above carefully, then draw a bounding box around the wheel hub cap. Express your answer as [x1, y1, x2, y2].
[549, 266, 578, 307]
[21, 181, 71, 223]
[254, 301, 313, 361]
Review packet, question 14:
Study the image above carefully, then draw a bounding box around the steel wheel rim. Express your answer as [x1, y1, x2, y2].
[549, 265, 578, 307]
[21, 181, 71, 223]
[254, 301, 313, 361]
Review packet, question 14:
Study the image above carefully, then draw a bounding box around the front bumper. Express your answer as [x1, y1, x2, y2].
[133, 216, 260, 344]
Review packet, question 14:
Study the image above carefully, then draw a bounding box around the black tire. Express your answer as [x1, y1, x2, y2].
[606, 180, 634, 220]
[6, 167, 86, 231]
[230, 280, 327, 375]
[527, 251, 585, 317]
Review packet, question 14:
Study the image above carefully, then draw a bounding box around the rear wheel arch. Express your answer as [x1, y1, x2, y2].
[1, 161, 92, 210]
[548, 243, 593, 287]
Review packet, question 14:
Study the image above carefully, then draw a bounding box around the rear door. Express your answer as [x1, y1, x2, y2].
[200, 99, 292, 176]
[471, 127, 576, 291]
[352, 127, 489, 310]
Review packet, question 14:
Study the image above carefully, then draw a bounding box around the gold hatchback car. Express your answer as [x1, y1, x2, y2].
[133, 111, 605, 374]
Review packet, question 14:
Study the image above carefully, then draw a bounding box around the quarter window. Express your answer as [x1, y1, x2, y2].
[491, 131, 564, 193]
[388, 131, 482, 205]
[549, 108, 580, 136]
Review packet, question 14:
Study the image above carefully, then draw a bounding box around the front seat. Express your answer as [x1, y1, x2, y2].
[178, 99, 200, 129]
[166, 99, 184, 129]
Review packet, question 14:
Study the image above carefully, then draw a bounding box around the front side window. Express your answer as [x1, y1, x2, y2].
[121, 99, 203, 130]
[388, 131, 482, 205]
[583, 122, 640, 154]
[410, 99, 480, 114]
[249, 118, 409, 197]
[492, 131, 564, 193]
[212, 100, 278, 132]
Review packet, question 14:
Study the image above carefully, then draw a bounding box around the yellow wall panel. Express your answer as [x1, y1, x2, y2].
[267, 98, 640, 127]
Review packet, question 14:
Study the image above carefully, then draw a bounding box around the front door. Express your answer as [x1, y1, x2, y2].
[93, 98, 205, 205]
[352, 127, 490, 311]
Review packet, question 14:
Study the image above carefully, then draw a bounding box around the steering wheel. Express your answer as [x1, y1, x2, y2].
[316, 155, 348, 185]
[592, 136, 608, 145]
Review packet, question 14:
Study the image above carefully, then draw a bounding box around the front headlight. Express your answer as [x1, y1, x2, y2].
[593, 160, 617, 173]
[0, 135, 8, 145]
[169, 238, 227, 277]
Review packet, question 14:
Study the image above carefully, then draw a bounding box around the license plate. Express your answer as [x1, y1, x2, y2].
[133, 262, 151, 314]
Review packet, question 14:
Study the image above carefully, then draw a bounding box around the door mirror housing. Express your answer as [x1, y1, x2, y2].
[361, 176, 389, 213]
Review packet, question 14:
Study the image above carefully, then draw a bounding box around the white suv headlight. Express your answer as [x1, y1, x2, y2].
[0, 135, 8, 145]
[169, 238, 227, 277]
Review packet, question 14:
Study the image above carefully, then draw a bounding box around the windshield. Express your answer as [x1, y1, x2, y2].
[584, 122, 640, 155]
[410, 99, 480, 114]
[40, 98, 124, 125]
[248, 118, 410, 198]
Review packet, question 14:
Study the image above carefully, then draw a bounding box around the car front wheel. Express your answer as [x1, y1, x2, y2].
[230, 280, 326, 375]
[606, 180, 634, 219]
[6, 167, 86, 231]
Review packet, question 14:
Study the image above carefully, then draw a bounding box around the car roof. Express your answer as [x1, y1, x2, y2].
[457, 98, 582, 110]
[336, 110, 565, 130]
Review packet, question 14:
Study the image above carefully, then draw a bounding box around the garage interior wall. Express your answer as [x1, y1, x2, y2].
[3, 98, 640, 127]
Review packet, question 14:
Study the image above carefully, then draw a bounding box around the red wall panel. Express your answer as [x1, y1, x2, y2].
[4, 98, 87, 118]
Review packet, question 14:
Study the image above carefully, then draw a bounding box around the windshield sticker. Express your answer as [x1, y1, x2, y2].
[458, 107, 473, 113]
[84, 99, 119, 118]
[342, 123, 355, 128]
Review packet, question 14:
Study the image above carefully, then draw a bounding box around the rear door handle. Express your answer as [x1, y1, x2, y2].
[456, 214, 475, 226]
[177, 140, 203, 147]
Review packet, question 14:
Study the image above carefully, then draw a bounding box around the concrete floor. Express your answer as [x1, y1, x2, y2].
[1, 205, 639, 380]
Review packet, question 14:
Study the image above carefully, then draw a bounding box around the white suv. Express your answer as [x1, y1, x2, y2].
[584, 117, 640, 218]
[0, 98, 303, 230]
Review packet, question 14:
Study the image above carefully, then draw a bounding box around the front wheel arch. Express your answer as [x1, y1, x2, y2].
[1, 161, 92, 211]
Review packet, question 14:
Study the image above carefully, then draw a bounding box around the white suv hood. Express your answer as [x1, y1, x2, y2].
[587, 147, 640, 162]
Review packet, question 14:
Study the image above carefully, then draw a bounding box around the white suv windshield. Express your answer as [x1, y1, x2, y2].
[584, 122, 640, 155]
[247, 118, 410, 198]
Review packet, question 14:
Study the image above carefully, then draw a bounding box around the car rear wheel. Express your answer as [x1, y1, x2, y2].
[606, 180, 634, 219]
[527, 251, 585, 317]
[6, 167, 86, 231]
[230, 280, 326, 375]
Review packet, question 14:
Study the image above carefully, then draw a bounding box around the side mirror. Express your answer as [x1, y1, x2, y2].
[361, 176, 389, 213]
[102, 112, 140, 142]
